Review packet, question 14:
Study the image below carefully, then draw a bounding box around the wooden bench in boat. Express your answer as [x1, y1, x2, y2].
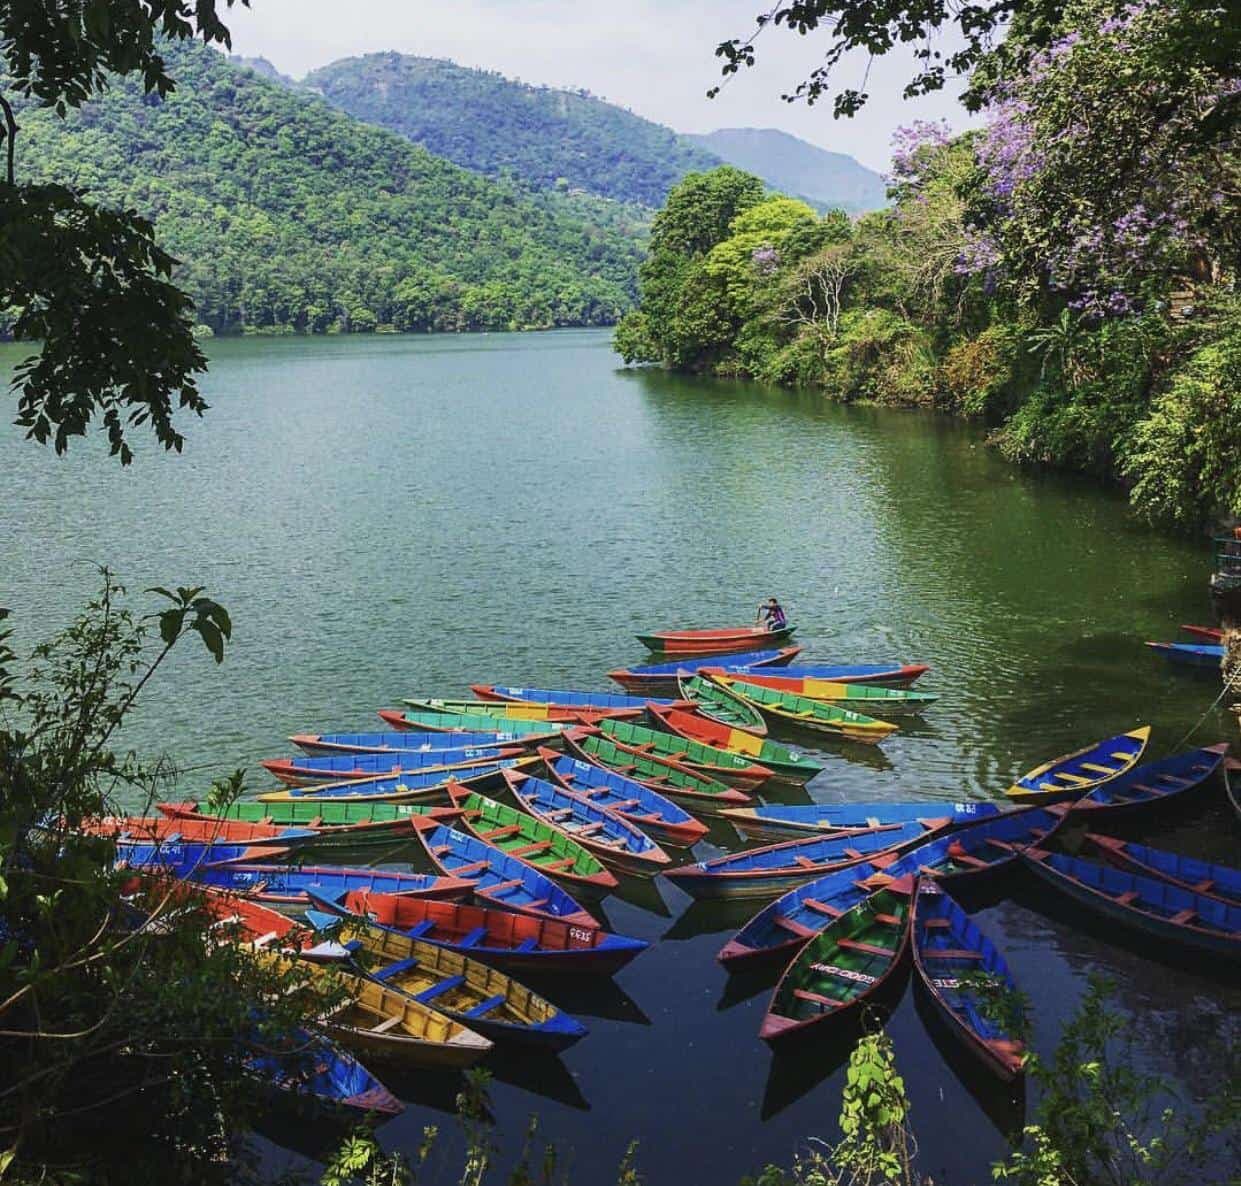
[800, 897, 843, 917]
[793, 987, 844, 1007]
[922, 948, 984, 960]
[837, 938, 895, 957]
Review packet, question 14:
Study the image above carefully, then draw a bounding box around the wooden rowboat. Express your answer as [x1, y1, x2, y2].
[85, 813, 313, 848]
[378, 709, 568, 739]
[257, 758, 537, 803]
[1181, 624, 1224, 643]
[1068, 745, 1228, 816]
[309, 888, 647, 976]
[561, 730, 750, 815]
[316, 914, 587, 1050]
[644, 703, 822, 783]
[1005, 727, 1150, 803]
[911, 880, 1025, 1081]
[677, 673, 768, 733]
[759, 877, 913, 1043]
[471, 685, 692, 712]
[748, 662, 930, 688]
[714, 677, 899, 744]
[447, 787, 618, 896]
[262, 745, 525, 787]
[115, 839, 285, 870]
[637, 624, 797, 655]
[298, 728, 552, 753]
[537, 748, 708, 848]
[404, 696, 639, 725]
[720, 800, 1002, 844]
[1145, 642, 1225, 669]
[1021, 848, 1240, 962]
[1084, 835, 1240, 906]
[158, 800, 461, 846]
[249, 1027, 403, 1117]
[664, 819, 946, 900]
[718, 806, 1066, 968]
[608, 647, 801, 696]
[410, 819, 595, 926]
[176, 862, 473, 908]
[707, 671, 937, 716]
[500, 769, 671, 878]
[597, 715, 773, 791]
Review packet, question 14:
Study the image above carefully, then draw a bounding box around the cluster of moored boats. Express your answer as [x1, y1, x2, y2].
[93, 621, 1240, 1116]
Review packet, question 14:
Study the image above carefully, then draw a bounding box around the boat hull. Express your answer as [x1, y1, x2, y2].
[636, 625, 797, 655]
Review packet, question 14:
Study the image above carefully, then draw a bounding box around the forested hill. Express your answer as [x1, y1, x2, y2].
[11, 42, 647, 335]
[683, 129, 886, 214]
[301, 52, 724, 207]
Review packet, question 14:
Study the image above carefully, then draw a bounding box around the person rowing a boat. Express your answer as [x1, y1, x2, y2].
[758, 597, 787, 631]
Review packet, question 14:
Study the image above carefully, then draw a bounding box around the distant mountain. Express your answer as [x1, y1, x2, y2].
[303, 53, 724, 208]
[684, 128, 887, 214]
[14, 42, 645, 334]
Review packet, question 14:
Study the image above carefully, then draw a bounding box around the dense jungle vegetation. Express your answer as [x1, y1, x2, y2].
[7, 41, 647, 336]
[617, 0, 1241, 529]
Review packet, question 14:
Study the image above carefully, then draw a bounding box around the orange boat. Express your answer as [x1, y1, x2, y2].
[636, 624, 796, 656]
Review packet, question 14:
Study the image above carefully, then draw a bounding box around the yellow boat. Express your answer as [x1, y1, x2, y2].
[1005, 726, 1151, 803]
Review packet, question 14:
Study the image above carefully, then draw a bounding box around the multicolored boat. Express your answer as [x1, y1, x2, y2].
[759, 878, 914, 1043]
[1146, 641, 1225, 668]
[471, 685, 691, 712]
[665, 818, 944, 900]
[607, 647, 801, 695]
[378, 709, 569, 739]
[1021, 848, 1240, 961]
[500, 769, 671, 878]
[911, 880, 1025, 1081]
[713, 677, 899, 744]
[257, 759, 536, 804]
[403, 696, 639, 725]
[636, 623, 797, 655]
[707, 670, 937, 716]
[1005, 727, 1151, 803]
[262, 746, 526, 787]
[1068, 745, 1228, 816]
[410, 820, 594, 926]
[537, 748, 708, 848]
[720, 800, 1003, 844]
[644, 704, 823, 783]
[447, 788, 617, 896]
[560, 730, 750, 814]
[596, 716, 773, 791]
[1084, 835, 1240, 906]
[158, 800, 460, 847]
[310, 888, 647, 976]
[718, 806, 1066, 968]
[677, 672, 768, 733]
[85, 813, 312, 848]
[295, 729, 551, 754]
[312, 913, 587, 1050]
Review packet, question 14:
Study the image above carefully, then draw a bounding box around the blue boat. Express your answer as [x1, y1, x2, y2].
[291, 730, 542, 755]
[911, 880, 1025, 1081]
[501, 769, 671, 878]
[720, 800, 1004, 843]
[249, 1028, 402, 1116]
[115, 840, 273, 869]
[1006, 727, 1150, 803]
[607, 647, 801, 694]
[1146, 641, 1225, 669]
[666, 818, 940, 900]
[538, 748, 708, 848]
[173, 861, 473, 907]
[264, 746, 521, 786]
[1086, 835, 1240, 906]
[257, 758, 532, 802]
[744, 662, 929, 686]
[719, 806, 1065, 967]
[1022, 849, 1240, 962]
[473, 684, 687, 710]
[1072, 745, 1228, 816]
[412, 821, 595, 927]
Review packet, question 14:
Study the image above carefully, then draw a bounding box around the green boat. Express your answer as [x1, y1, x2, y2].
[562, 732, 751, 815]
[447, 789, 617, 897]
[678, 673, 768, 734]
[157, 799, 456, 845]
[760, 879, 913, 1043]
[378, 708, 568, 739]
[645, 704, 823, 783]
[598, 716, 772, 791]
[719, 678, 900, 745]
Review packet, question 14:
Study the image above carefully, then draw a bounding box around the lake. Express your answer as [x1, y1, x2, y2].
[2, 329, 1237, 1184]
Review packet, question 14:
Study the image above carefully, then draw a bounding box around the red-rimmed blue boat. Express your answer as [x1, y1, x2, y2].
[1146, 641, 1225, 669]
[293, 729, 549, 754]
[720, 800, 1003, 844]
[1069, 744, 1228, 816]
[607, 646, 802, 695]
[262, 745, 526, 787]
[471, 684, 693, 712]
[1084, 835, 1240, 906]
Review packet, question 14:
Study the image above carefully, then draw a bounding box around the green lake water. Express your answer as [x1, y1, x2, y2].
[2, 329, 1236, 1183]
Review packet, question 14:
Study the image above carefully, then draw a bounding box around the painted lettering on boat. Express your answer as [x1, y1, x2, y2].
[810, 963, 876, 985]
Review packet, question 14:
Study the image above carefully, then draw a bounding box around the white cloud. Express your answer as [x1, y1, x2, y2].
[223, 0, 978, 173]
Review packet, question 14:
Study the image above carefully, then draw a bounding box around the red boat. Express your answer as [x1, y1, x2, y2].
[1181, 624, 1224, 643]
[636, 624, 797, 656]
[82, 814, 298, 848]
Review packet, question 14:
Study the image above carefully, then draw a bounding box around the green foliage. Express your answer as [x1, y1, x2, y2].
[302, 52, 722, 208]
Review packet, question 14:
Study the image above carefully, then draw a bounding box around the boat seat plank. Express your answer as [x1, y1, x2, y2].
[1115, 891, 1139, 905]
[923, 918, 952, 929]
[837, 938, 895, 957]
[542, 857, 577, 872]
[482, 824, 524, 841]
[451, 860, 489, 877]
[923, 948, 984, 960]
[414, 974, 466, 1003]
[1169, 909, 1196, 925]
[774, 915, 818, 937]
[514, 938, 539, 952]
[948, 849, 989, 868]
[522, 898, 548, 910]
[405, 920, 436, 939]
[1079, 762, 1119, 775]
[459, 927, 487, 948]
[793, 988, 844, 1007]
[800, 898, 843, 917]
[487, 879, 522, 894]
[793, 856, 823, 869]
[372, 958, 419, 982]
[370, 1014, 404, 1034]
[509, 841, 553, 858]
[873, 913, 903, 926]
[575, 822, 606, 836]
[465, 993, 508, 1019]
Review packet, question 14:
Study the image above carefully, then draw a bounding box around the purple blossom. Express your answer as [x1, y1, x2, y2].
[751, 244, 780, 275]
[888, 120, 953, 185]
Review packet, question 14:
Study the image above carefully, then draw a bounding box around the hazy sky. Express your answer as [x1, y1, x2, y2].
[223, 1, 977, 173]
